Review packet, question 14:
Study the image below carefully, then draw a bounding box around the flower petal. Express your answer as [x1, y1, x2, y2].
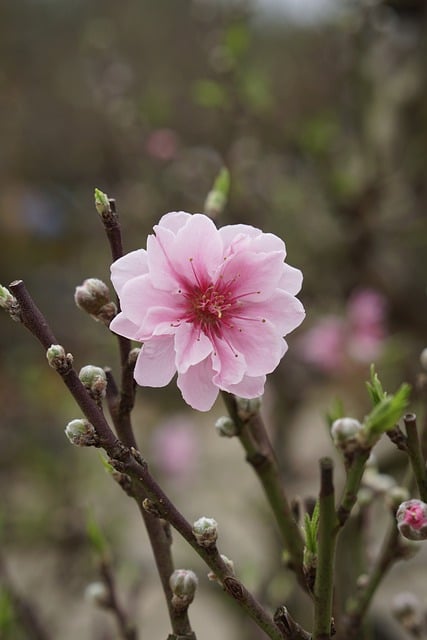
[222, 319, 285, 376]
[109, 312, 140, 340]
[177, 359, 219, 411]
[220, 250, 285, 302]
[120, 274, 180, 328]
[134, 336, 176, 387]
[174, 323, 213, 373]
[156, 211, 192, 234]
[211, 336, 246, 386]
[111, 249, 148, 295]
[223, 374, 267, 398]
[240, 290, 305, 336]
[172, 214, 224, 286]
[278, 263, 303, 296]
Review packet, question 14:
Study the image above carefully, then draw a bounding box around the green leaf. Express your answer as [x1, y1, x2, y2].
[304, 501, 320, 555]
[363, 383, 411, 439]
[366, 365, 386, 406]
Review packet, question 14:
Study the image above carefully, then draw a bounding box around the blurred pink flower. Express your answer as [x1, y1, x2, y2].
[145, 128, 179, 161]
[298, 316, 345, 373]
[110, 212, 305, 411]
[150, 416, 199, 481]
[299, 288, 387, 374]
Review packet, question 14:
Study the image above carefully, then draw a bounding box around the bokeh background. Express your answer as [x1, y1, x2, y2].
[1, 0, 427, 638]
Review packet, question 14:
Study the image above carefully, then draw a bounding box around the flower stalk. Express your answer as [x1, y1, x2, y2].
[222, 391, 305, 585]
[404, 413, 427, 502]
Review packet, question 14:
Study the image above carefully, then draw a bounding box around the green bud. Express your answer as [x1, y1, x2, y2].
[192, 516, 218, 548]
[0, 285, 20, 321]
[204, 167, 230, 218]
[65, 418, 99, 447]
[74, 278, 111, 315]
[331, 417, 363, 453]
[46, 344, 73, 372]
[169, 569, 198, 599]
[215, 416, 238, 438]
[79, 365, 107, 399]
[94, 188, 111, 217]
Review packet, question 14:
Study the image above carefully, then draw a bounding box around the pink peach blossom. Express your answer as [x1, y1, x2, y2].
[110, 212, 305, 411]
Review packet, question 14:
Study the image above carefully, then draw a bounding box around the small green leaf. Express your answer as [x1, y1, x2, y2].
[363, 383, 411, 440]
[303, 501, 319, 555]
[94, 188, 110, 216]
[366, 365, 386, 406]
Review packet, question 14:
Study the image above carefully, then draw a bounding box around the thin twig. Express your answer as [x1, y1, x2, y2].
[221, 392, 305, 586]
[0, 553, 52, 640]
[341, 515, 403, 638]
[8, 280, 284, 640]
[404, 414, 427, 502]
[99, 559, 138, 640]
[313, 458, 336, 640]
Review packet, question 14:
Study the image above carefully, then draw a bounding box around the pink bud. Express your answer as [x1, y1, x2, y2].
[396, 499, 427, 540]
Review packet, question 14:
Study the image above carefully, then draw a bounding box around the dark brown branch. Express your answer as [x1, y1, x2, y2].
[9, 280, 283, 640]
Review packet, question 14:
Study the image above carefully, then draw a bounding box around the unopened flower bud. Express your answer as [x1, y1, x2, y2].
[204, 167, 230, 219]
[46, 344, 73, 372]
[207, 554, 235, 584]
[74, 278, 111, 317]
[84, 581, 111, 609]
[79, 365, 107, 400]
[331, 417, 363, 452]
[215, 416, 237, 438]
[396, 499, 427, 540]
[420, 348, 427, 372]
[235, 396, 262, 420]
[65, 419, 99, 447]
[192, 516, 218, 548]
[94, 188, 111, 217]
[169, 569, 198, 600]
[0, 285, 20, 321]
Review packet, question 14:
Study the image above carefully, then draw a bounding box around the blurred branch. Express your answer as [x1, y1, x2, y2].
[0, 553, 51, 640]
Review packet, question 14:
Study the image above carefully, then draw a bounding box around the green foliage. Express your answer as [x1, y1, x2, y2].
[303, 501, 319, 555]
[366, 365, 386, 406]
[363, 383, 411, 439]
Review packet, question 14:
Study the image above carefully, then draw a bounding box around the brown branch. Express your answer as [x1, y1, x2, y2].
[9, 280, 284, 640]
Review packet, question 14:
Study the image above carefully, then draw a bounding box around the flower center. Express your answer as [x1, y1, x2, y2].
[404, 505, 425, 529]
[191, 284, 231, 327]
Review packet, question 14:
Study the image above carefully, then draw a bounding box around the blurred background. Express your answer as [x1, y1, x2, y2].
[1, 0, 427, 638]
